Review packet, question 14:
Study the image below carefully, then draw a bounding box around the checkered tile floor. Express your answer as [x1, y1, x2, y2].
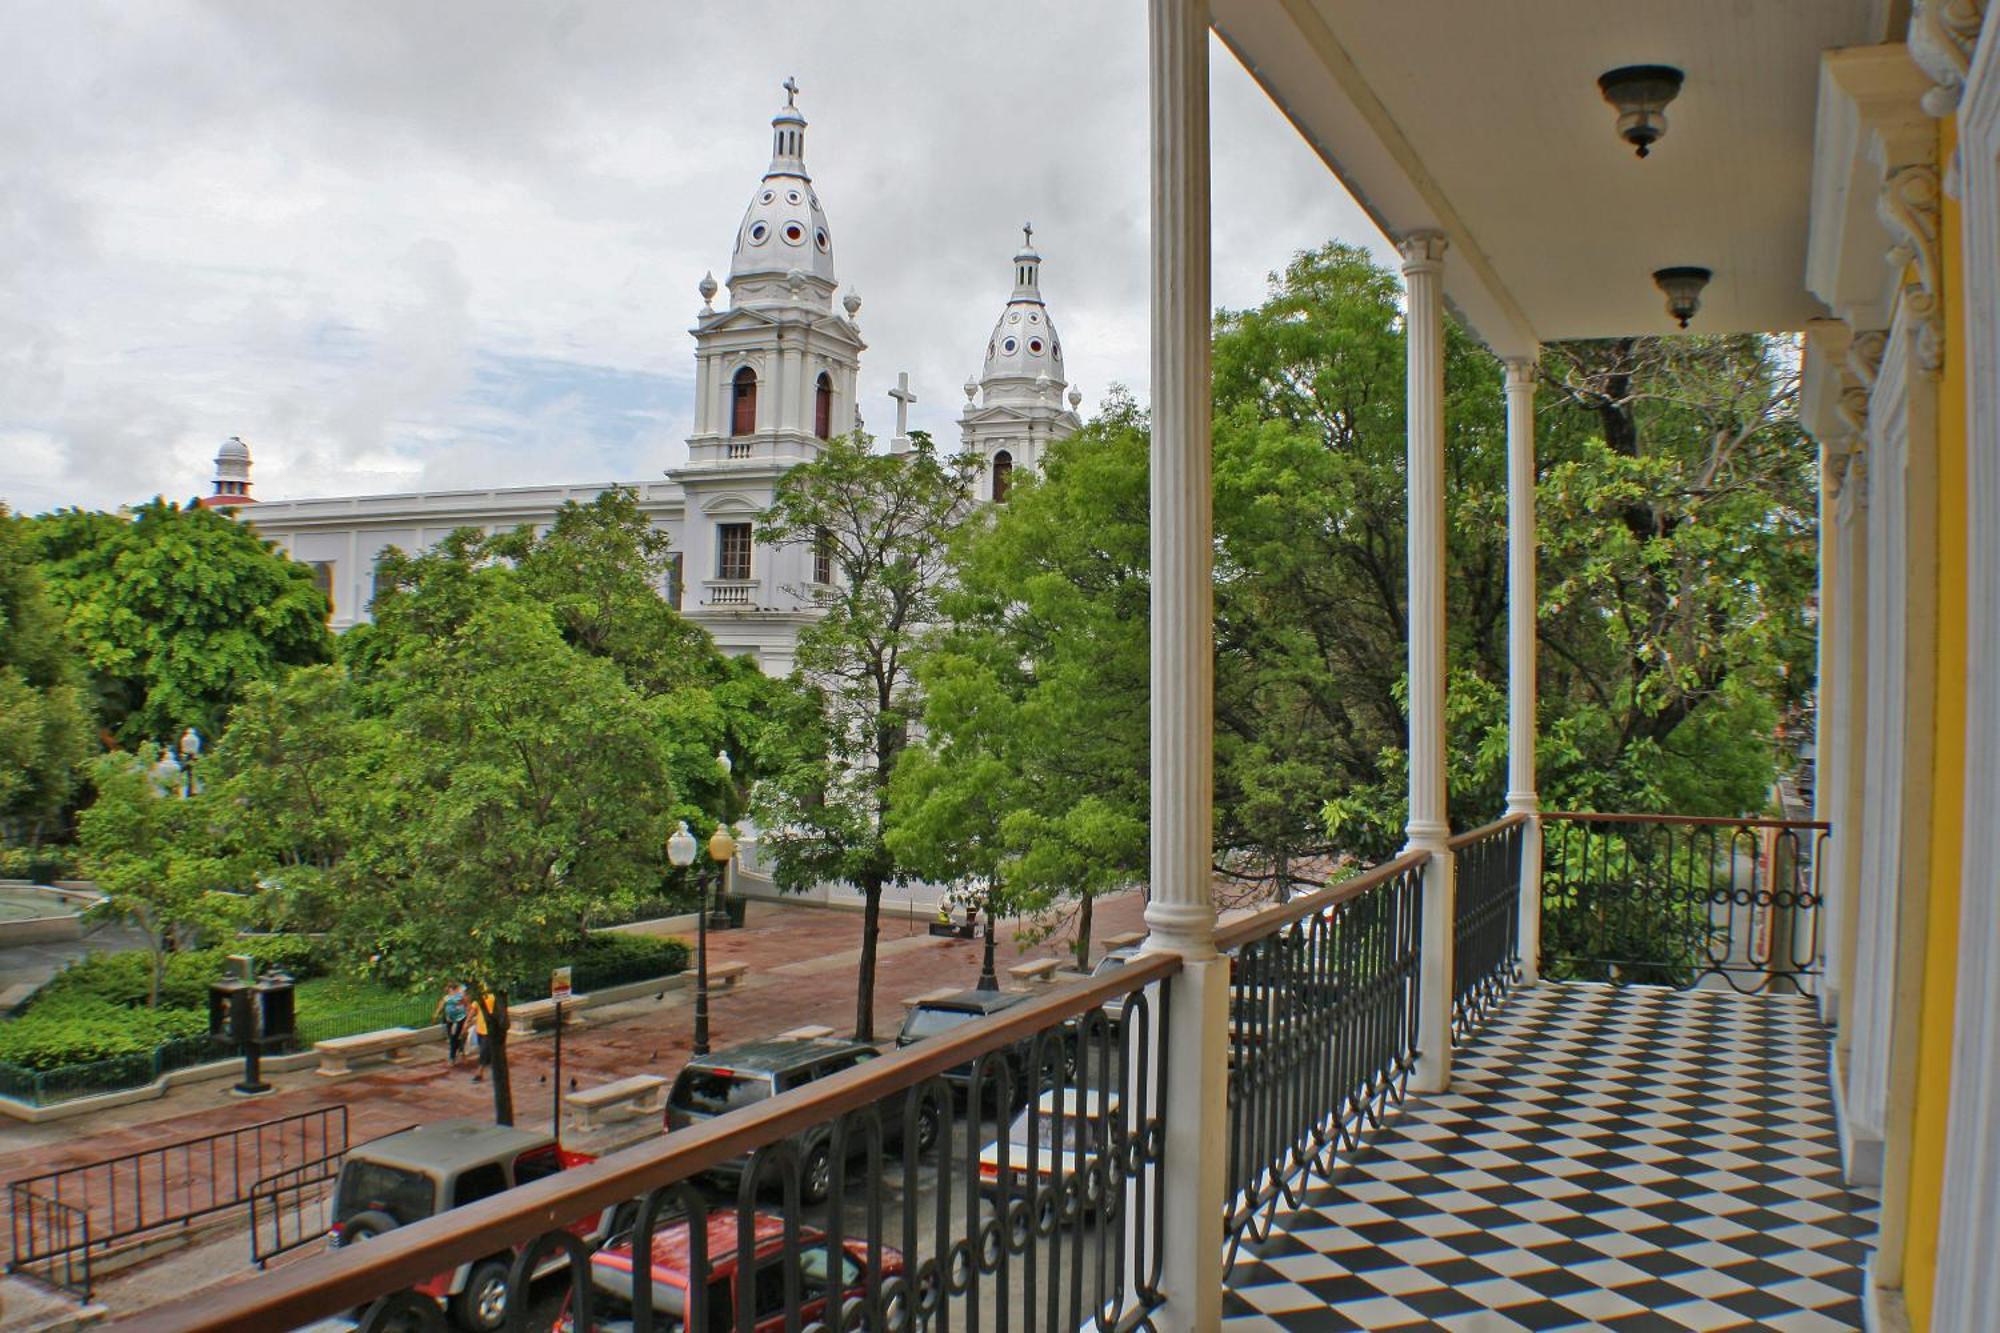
[1224, 982, 1875, 1331]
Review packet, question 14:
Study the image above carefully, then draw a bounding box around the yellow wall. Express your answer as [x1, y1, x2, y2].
[1903, 114, 1970, 1330]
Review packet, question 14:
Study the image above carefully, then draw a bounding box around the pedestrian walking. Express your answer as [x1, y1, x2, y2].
[434, 982, 469, 1064]
[471, 987, 494, 1082]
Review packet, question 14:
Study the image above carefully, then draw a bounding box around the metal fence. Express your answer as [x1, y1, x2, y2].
[116, 961, 1176, 1333]
[1215, 851, 1427, 1270]
[1541, 813, 1828, 993]
[0, 1034, 221, 1108]
[7, 1104, 349, 1299]
[1450, 815, 1526, 1041]
[7, 1192, 90, 1299]
[249, 1153, 347, 1268]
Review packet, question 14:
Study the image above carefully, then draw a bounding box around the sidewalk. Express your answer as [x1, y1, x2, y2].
[0, 893, 1148, 1188]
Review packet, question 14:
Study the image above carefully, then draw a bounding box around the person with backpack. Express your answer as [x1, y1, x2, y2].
[434, 982, 470, 1065]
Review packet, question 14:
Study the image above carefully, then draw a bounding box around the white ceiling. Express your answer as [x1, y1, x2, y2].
[1211, 0, 1894, 357]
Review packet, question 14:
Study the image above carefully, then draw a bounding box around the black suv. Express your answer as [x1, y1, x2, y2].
[666, 1037, 938, 1204]
[896, 989, 1056, 1100]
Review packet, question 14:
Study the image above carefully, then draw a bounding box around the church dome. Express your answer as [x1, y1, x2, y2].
[216, 435, 250, 462]
[980, 227, 1064, 390]
[729, 80, 836, 289]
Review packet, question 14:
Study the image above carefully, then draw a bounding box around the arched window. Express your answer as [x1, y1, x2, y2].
[731, 367, 758, 437]
[992, 450, 1014, 504]
[814, 373, 833, 440]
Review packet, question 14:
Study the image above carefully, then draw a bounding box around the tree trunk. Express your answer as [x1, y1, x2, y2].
[1276, 848, 1291, 905]
[854, 881, 882, 1042]
[1074, 894, 1095, 969]
[486, 991, 515, 1126]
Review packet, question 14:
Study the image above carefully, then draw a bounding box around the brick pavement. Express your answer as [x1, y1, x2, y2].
[0, 893, 1149, 1193]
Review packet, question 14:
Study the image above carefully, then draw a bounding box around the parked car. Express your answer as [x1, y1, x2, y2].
[565, 1209, 907, 1333]
[975, 1089, 1124, 1225]
[326, 1120, 614, 1331]
[666, 1037, 938, 1204]
[893, 988, 1041, 1098]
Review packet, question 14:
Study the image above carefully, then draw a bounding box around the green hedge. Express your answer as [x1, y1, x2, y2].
[30, 936, 331, 1013]
[0, 996, 209, 1070]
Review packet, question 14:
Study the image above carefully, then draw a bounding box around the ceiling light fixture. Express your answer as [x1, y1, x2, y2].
[1653, 267, 1712, 329]
[1598, 65, 1685, 157]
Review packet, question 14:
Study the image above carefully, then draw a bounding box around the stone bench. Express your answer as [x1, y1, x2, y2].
[512, 994, 594, 1033]
[1008, 958, 1065, 986]
[1102, 930, 1147, 951]
[776, 1024, 837, 1040]
[565, 1074, 670, 1130]
[315, 1027, 421, 1077]
[708, 961, 749, 989]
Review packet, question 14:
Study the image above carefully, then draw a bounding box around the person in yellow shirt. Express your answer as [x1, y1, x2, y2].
[469, 986, 495, 1082]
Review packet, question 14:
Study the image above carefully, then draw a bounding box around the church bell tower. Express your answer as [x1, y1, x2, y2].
[960, 226, 1082, 503]
[671, 79, 866, 672]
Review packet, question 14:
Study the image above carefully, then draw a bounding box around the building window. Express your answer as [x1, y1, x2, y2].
[310, 561, 335, 616]
[814, 527, 833, 585]
[814, 372, 833, 440]
[992, 450, 1013, 504]
[664, 552, 684, 610]
[731, 367, 758, 437]
[717, 523, 752, 581]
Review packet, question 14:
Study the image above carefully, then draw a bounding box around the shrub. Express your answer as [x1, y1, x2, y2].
[0, 996, 208, 1070]
[559, 932, 691, 994]
[232, 933, 331, 980]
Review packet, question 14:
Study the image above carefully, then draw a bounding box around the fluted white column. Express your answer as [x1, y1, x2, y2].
[1144, 1, 1226, 1327]
[1401, 230, 1454, 1094]
[1503, 355, 1542, 983]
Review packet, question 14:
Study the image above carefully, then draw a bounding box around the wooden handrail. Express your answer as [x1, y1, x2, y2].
[118, 949, 1183, 1333]
[1214, 849, 1429, 954]
[1445, 813, 1528, 851]
[1543, 811, 1830, 832]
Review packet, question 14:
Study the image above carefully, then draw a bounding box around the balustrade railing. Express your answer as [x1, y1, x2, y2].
[121, 957, 1178, 1333]
[1214, 851, 1426, 1270]
[1541, 813, 1827, 993]
[1450, 814, 1526, 1041]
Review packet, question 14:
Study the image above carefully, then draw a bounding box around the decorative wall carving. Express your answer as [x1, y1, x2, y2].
[1910, 0, 1987, 116]
[1878, 166, 1944, 372]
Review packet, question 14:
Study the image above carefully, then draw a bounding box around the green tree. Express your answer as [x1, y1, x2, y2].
[334, 599, 673, 1124]
[894, 399, 1152, 966]
[76, 752, 240, 1008]
[24, 500, 332, 746]
[0, 506, 94, 845]
[756, 431, 979, 1040]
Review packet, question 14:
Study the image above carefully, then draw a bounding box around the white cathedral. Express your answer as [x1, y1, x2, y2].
[216, 83, 1083, 679]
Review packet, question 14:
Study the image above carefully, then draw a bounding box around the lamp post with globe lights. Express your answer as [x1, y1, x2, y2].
[702, 824, 737, 1053]
[666, 821, 707, 1055]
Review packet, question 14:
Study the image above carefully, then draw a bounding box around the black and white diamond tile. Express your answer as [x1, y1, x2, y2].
[1224, 983, 1876, 1331]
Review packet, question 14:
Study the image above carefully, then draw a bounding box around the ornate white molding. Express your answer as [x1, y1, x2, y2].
[1879, 166, 1944, 373]
[1398, 230, 1448, 274]
[1910, 0, 1987, 116]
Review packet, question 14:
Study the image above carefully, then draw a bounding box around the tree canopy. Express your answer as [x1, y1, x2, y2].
[0, 506, 94, 843]
[23, 499, 332, 747]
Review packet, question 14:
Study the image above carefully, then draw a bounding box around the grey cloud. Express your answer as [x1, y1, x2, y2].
[1, 1, 1390, 516]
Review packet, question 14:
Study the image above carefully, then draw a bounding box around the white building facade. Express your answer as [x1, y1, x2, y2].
[228, 84, 1081, 682]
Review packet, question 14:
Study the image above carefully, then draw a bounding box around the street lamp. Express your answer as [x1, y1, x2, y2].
[666, 820, 714, 1056]
[698, 824, 737, 1056]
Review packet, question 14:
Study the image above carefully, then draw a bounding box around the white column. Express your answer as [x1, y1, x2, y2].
[1143, 1, 1226, 1328]
[1502, 355, 1542, 983]
[1401, 230, 1454, 1094]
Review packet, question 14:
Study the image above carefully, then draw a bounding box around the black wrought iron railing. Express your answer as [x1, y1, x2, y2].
[1214, 851, 1426, 1269]
[1450, 814, 1526, 1040]
[120, 957, 1178, 1333]
[7, 1192, 90, 1300]
[7, 1104, 348, 1298]
[1541, 813, 1828, 993]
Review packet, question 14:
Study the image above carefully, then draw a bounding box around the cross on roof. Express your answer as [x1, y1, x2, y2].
[783, 76, 800, 108]
[888, 371, 917, 438]
[1022, 221, 1034, 246]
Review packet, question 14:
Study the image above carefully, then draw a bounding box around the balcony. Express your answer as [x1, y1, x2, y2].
[119, 813, 1866, 1332]
[702, 579, 759, 608]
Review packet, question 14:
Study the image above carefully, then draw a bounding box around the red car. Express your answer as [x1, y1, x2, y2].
[571, 1210, 907, 1332]
[328, 1120, 615, 1331]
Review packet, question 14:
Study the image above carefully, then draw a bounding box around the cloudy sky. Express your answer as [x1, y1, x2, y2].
[1, 2, 1391, 516]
